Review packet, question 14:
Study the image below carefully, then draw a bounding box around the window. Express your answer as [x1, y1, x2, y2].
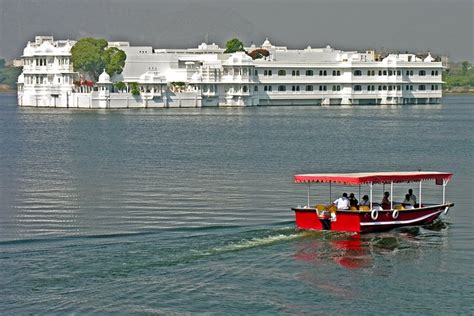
[397, 85, 401, 91]
[269, 70, 272, 76]
[264, 70, 268, 76]
[269, 86, 272, 91]
[367, 85, 372, 91]
[397, 70, 401, 76]
[337, 70, 341, 76]
[332, 70, 336, 76]
[255, 70, 258, 76]
[292, 85, 296, 91]
[379, 70, 382, 76]
[378, 85, 382, 91]
[243, 86, 248, 92]
[337, 85, 341, 91]
[354, 85, 362, 91]
[419, 70, 426, 76]
[296, 86, 300, 91]
[306, 70, 314, 76]
[264, 86, 268, 91]
[367, 70, 372, 76]
[306, 85, 313, 91]
[319, 85, 327, 91]
[319, 70, 323, 76]
[323, 70, 327, 76]
[278, 70, 286, 76]
[354, 70, 362, 76]
[419, 85, 426, 91]
[254, 86, 258, 92]
[388, 86, 393, 91]
[383, 70, 387, 76]
[278, 85, 286, 91]
[388, 70, 393, 76]
[383, 85, 387, 91]
[292, 70, 300, 76]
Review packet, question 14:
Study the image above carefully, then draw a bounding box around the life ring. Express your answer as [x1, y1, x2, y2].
[370, 209, 378, 220]
[392, 209, 399, 219]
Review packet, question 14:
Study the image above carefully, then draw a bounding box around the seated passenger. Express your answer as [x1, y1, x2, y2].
[359, 195, 370, 206]
[333, 193, 350, 210]
[381, 191, 391, 209]
[402, 194, 412, 205]
[348, 193, 359, 209]
[407, 189, 417, 205]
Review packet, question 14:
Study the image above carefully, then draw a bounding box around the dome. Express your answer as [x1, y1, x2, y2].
[23, 42, 35, 57]
[17, 73, 24, 84]
[226, 52, 253, 65]
[138, 71, 164, 83]
[35, 41, 56, 55]
[424, 53, 434, 63]
[191, 72, 202, 82]
[262, 37, 272, 48]
[98, 70, 111, 83]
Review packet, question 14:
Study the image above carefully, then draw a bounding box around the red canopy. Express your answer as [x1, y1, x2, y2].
[294, 171, 453, 185]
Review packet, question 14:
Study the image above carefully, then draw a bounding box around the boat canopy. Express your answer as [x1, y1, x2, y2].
[294, 171, 453, 185]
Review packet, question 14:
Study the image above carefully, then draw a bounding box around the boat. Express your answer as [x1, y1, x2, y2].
[291, 171, 454, 233]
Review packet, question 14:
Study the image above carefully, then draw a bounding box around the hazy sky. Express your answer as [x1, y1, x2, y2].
[0, 0, 472, 61]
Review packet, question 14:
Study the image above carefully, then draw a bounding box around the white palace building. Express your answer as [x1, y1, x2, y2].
[17, 36, 443, 108]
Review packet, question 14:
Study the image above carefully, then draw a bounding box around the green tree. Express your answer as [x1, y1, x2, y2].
[114, 81, 126, 92]
[129, 82, 140, 96]
[71, 38, 126, 81]
[71, 38, 107, 80]
[224, 38, 245, 54]
[461, 61, 470, 76]
[0, 59, 5, 69]
[102, 47, 126, 77]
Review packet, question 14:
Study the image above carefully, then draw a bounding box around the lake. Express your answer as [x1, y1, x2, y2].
[0, 94, 473, 314]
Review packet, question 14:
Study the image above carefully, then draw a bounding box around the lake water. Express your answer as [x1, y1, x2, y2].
[0, 94, 473, 314]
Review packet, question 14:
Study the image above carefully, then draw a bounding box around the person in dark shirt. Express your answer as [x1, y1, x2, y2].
[348, 193, 359, 209]
[381, 191, 391, 209]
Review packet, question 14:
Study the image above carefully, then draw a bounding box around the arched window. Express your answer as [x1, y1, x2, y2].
[419, 85, 426, 91]
[268, 70, 273, 76]
[388, 70, 393, 76]
[264, 86, 268, 91]
[243, 86, 248, 92]
[306, 70, 314, 76]
[354, 85, 362, 91]
[305, 85, 313, 91]
[255, 70, 258, 76]
[419, 70, 426, 76]
[292, 70, 296, 76]
[264, 70, 268, 76]
[332, 70, 336, 76]
[254, 86, 258, 92]
[323, 70, 327, 76]
[354, 70, 362, 76]
[278, 70, 286, 76]
[383, 70, 387, 76]
[337, 70, 341, 76]
[278, 85, 286, 91]
[319, 70, 323, 76]
[379, 70, 382, 76]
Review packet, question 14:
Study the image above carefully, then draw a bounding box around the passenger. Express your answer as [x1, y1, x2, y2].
[407, 189, 417, 205]
[381, 191, 391, 209]
[402, 193, 415, 209]
[348, 193, 359, 209]
[359, 195, 370, 206]
[333, 193, 350, 210]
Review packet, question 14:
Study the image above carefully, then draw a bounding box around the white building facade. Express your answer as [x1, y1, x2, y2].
[17, 36, 443, 108]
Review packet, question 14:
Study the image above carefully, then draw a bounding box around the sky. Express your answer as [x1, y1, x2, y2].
[0, 0, 472, 62]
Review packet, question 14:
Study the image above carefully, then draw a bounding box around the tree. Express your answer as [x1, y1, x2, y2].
[129, 82, 140, 96]
[224, 38, 245, 54]
[0, 59, 5, 69]
[461, 61, 470, 76]
[247, 48, 270, 60]
[114, 81, 126, 92]
[71, 38, 126, 81]
[103, 47, 126, 77]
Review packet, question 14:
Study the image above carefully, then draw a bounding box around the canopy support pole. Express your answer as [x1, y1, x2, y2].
[442, 180, 446, 204]
[329, 182, 332, 204]
[419, 181, 422, 208]
[358, 185, 361, 201]
[307, 183, 310, 207]
[390, 181, 393, 210]
[369, 182, 373, 210]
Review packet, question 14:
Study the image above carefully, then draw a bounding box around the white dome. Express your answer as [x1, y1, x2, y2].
[191, 72, 202, 82]
[17, 73, 24, 84]
[138, 71, 164, 83]
[424, 53, 434, 63]
[262, 37, 272, 48]
[98, 70, 111, 83]
[35, 41, 56, 55]
[226, 52, 253, 65]
[23, 42, 35, 57]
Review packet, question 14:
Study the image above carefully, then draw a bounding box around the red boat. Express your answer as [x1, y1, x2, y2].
[291, 171, 454, 233]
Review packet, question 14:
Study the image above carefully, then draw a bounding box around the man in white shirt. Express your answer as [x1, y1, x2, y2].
[333, 193, 350, 210]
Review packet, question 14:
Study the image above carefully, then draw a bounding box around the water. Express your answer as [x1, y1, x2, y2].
[0, 94, 473, 314]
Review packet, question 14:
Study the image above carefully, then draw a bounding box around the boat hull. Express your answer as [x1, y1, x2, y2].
[292, 203, 453, 233]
